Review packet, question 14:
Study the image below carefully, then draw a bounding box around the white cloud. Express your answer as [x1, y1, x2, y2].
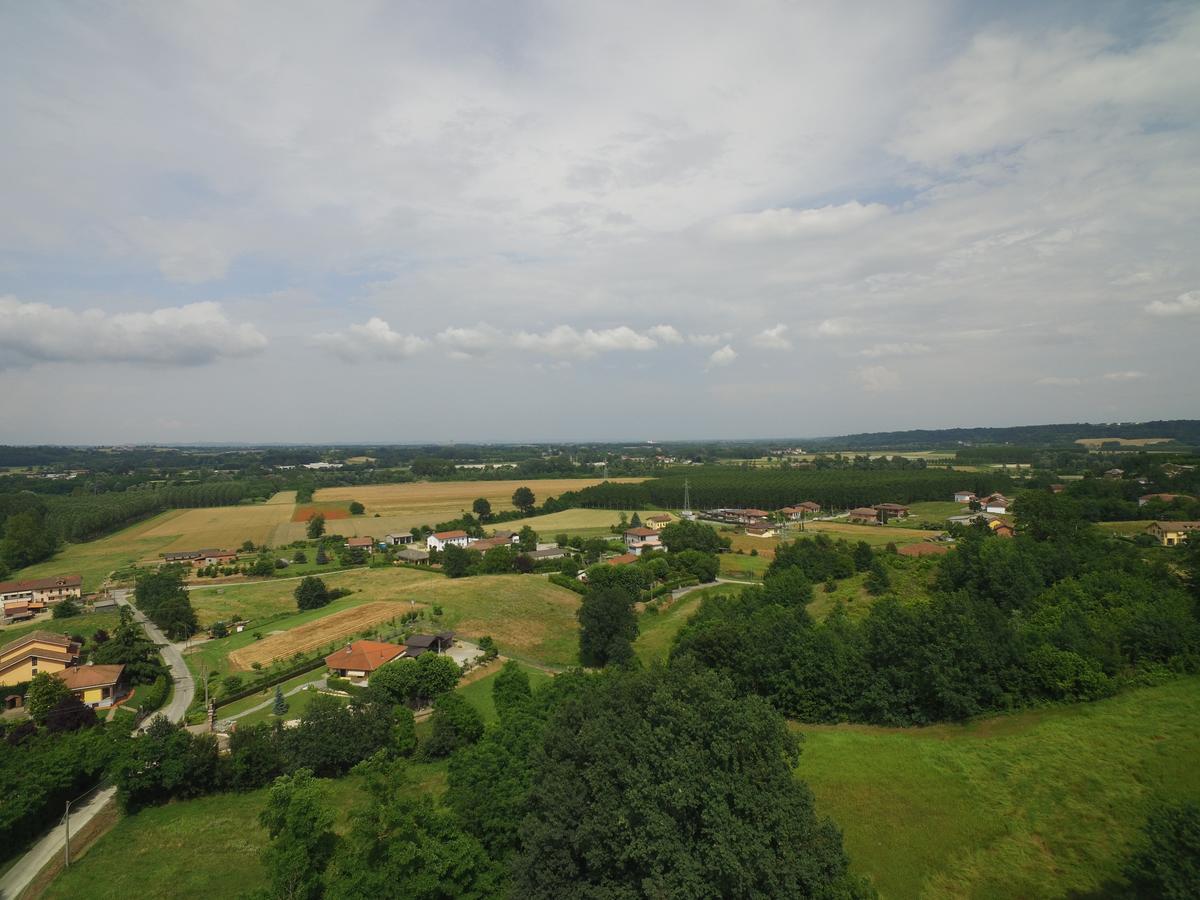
[0, 297, 266, 367]
[750, 324, 792, 350]
[711, 201, 889, 242]
[706, 344, 738, 369]
[646, 324, 684, 344]
[1146, 291, 1200, 317]
[1102, 370, 1147, 381]
[687, 333, 725, 347]
[813, 318, 859, 338]
[858, 342, 931, 358]
[1035, 376, 1084, 387]
[512, 325, 658, 357]
[436, 324, 504, 357]
[313, 317, 427, 362]
[855, 365, 899, 392]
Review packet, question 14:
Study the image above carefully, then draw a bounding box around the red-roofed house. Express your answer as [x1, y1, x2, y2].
[848, 507, 880, 525]
[325, 640, 406, 680]
[1139, 493, 1195, 507]
[623, 527, 661, 556]
[606, 553, 640, 566]
[0, 574, 83, 612]
[344, 536, 376, 553]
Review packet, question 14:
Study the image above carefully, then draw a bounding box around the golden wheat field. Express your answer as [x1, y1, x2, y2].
[138, 504, 297, 554]
[227, 601, 406, 669]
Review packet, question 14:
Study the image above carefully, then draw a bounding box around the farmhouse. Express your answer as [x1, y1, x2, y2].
[1138, 493, 1195, 507]
[623, 527, 662, 555]
[873, 503, 910, 519]
[162, 549, 237, 566]
[781, 501, 821, 520]
[344, 536, 375, 553]
[746, 524, 777, 538]
[645, 514, 673, 531]
[0, 631, 82, 688]
[981, 493, 1012, 514]
[383, 532, 414, 545]
[606, 553, 640, 566]
[393, 548, 430, 564]
[0, 574, 83, 612]
[57, 663, 126, 708]
[324, 640, 406, 680]
[953, 491, 976, 504]
[426, 530, 475, 552]
[1049, 484, 1065, 494]
[1146, 521, 1200, 547]
[1104, 468, 1125, 479]
[404, 633, 455, 657]
[949, 512, 1000, 527]
[848, 507, 880, 525]
[469, 534, 518, 553]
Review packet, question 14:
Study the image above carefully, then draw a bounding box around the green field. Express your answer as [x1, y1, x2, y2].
[457, 662, 554, 724]
[491, 507, 674, 540]
[633, 592, 715, 664]
[0, 610, 122, 647]
[719, 551, 771, 580]
[1097, 520, 1154, 537]
[800, 676, 1200, 898]
[216, 668, 327, 718]
[8, 510, 187, 591]
[237, 684, 344, 727]
[806, 555, 940, 622]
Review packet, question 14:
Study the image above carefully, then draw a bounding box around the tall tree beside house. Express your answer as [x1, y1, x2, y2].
[442, 543, 472, 578]
[307, 512, 326, 539]
[517, 525, 538, 551]
[577, 584, 638, 668]
[25, 672, 72, 724]
[512, 486, 536, 515]
[629, 511, 642, 528]
[472, 497, 492, 520]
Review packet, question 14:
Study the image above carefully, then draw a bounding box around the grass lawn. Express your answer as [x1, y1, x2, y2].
[0, 610, 122, 646]
[7, 510, 188, 591]
[238, 684, 344, 727]
[806, 555, 938, 622]
[216, 669, 328, 718]
[457, 661, 554, 725]
[719, 551, 771, 580]
[1097, 520, 1154, 536]
[799, 676, 1200, 898]
[803, 521, 935, 547]
[44, 762, 450, 899]
[633, 590, 724, 664]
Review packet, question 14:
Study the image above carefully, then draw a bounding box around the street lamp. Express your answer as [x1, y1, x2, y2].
[64, 784, 101, 867]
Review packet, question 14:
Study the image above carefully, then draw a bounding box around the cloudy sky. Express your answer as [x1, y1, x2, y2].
[1, 1, 1197, 443]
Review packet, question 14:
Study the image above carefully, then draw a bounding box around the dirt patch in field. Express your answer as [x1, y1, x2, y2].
[452, 615, 553, 654]
[228, 601, 410, 669]
[292, 504, 351, 522]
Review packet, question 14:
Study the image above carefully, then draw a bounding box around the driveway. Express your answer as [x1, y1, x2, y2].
[0, 589, 195, 899]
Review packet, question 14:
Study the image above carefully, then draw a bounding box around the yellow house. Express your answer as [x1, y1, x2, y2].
[645, 514, 673, 531]
[57, 664, 126, 708]
[1147, 521, 1200, 547]
[0, 631, 81, 687]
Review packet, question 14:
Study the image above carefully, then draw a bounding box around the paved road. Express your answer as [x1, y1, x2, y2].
[0, 590, 195, 899]
[670, 576, 757, 601]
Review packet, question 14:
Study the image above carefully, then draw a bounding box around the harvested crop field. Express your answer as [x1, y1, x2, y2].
[291, 503, 351, 522]
[313, 478, 645, 527]
[138, 504, 296, 554]
[228, 601, 406, 669]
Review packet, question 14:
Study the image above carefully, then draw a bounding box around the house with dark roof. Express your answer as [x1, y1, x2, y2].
[404, 633, 455, 657]
[0, 574, 83, 611]
[394, 548, 430, 564]
[847, 507, 880, 525]
[57, 663, 126, 708]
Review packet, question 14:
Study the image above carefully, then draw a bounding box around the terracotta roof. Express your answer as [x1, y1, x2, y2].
[0, 574, 83, 594]
[345, 536, 374, 547]
[324, 640, 405, 673]
[606, 553, 640, 566]
[874, 503, 909, 512]
[848, 507, 879, 518]
[897, 543, 950, 557]
[799, 501, 821, 510]
[646, 514, 672, 522]
[624, 527, 658, 537]
[432, 530, 469, 540]
[57, 664, 124, 690]
[1150, 521, 1200, 529]
[1140, 493, 1194, 503]
[740, 509, 771, 517]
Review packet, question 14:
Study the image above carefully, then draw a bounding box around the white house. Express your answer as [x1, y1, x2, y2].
[623, 527, 661, 556]
[427, 530, 475, 552]
[953, 491, 976, 504]
[982, 493, 1011, 514]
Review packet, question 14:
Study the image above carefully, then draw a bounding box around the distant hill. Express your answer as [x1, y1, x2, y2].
[806, 420, 1200, 451]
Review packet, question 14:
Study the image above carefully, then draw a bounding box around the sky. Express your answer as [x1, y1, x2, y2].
[1, 0, 1197, 444]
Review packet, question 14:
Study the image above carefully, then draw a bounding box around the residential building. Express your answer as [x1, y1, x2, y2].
[848, 507, 880, 525]
[344, 536, 375, 553]
[324, 640, 406, 680]
[0, 631, 81, 688]
[779, 506, 806, 520]
[981, 493, 1012, 514]
[1049, 484, 1065, 494]
[606, 553, 640, 566]
[746, 525, 777, 538]
[0, 574, 83, 611]
[873, 503, 910, 519]
[1146, 521, 1200, 547]
[404, 633, 455, 658]
[953, 491, 976, 504]
[525, 547, 568, 561]
[427, 530, 475, 552]
[989, 522, 1015, 538]
[469, 535, 514, 553]
[645, 514, 673, 531]
[1104, 468, 1125, 479]
[162, 549, 237, 567]
[384, 532, 414, 545]
[798, 501, 822, 513]
[623, 527, 662, 555]
[948, 512, 1000, 527]
[492, 530, 520, 545]
[57, 664, 126, 708]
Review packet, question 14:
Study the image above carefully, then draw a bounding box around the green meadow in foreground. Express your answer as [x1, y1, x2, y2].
[800, 676, 1200, 898]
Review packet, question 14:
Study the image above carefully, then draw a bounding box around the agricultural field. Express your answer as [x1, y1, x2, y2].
[804, 521, 938, 547]
[265, 490, 297, 505]
[1075, 437, 1172, 447]
[188, 567, 582, 677]
[138, 503, 295, 553]
[8, 510, 188, 591]
[718, 551, 771, 580]
[891, 501, 966, 523]
[495, 507, 673, 540]
[1097, 520, 1154, 537]
[228, 601, 408, 669]
[295, 478, 646, 535]
[800, 676, 1200, 898]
